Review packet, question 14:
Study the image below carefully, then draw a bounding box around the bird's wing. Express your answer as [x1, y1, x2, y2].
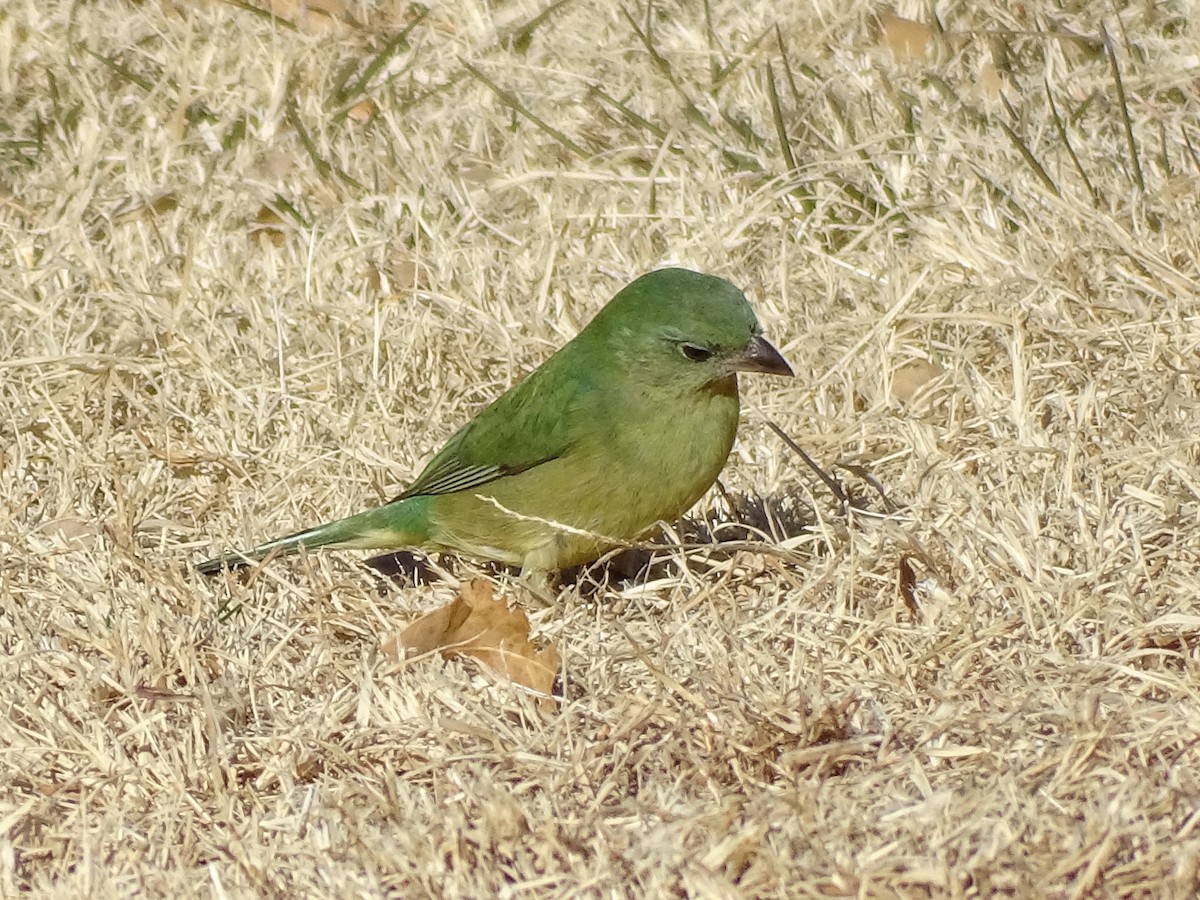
[393, 351, 588, 501]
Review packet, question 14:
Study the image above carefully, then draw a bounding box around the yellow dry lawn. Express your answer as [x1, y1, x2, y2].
[2, 0, 1199, 896]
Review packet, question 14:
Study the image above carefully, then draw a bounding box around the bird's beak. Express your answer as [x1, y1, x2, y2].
[730, 334, 793, 377]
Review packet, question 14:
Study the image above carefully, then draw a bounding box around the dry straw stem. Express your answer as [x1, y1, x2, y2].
[2, 0, 1200, 896]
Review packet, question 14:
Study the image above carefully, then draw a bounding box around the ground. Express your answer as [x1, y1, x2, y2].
[2, 0, 1199, 896]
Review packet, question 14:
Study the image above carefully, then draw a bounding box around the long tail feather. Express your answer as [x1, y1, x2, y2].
[196, 498, 430, 575]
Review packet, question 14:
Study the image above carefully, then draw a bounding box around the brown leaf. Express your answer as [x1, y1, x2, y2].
[890, 358, 943, 403]
[39, 518, 101, 548]
[398, 594, 474, 656]
[267, 0, 346, 35]
[978, 62, 1004, 100]
[249, 204, 287, 247]
[393, 579, 559, 699]
[879, 12, 932, 62]
[346, 98, 377, 123]
[112, 191, 179, 225]
[389, 253, 431, 297]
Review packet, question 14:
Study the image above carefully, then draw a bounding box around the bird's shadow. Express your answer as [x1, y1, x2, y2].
[363, 488, 819, 598]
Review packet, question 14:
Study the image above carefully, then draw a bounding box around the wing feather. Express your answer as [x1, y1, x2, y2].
[392, 347, 586, 502]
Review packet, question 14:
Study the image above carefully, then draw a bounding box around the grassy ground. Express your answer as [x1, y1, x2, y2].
[3, 0, 1199, 896]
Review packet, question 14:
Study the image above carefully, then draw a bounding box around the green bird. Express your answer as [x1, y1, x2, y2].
[197, 268, 792, 579]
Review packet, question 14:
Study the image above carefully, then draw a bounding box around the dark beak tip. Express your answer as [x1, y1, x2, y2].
[739, 335, 794, 377]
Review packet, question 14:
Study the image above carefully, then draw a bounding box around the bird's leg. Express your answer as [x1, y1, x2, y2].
[516, 566, 560, 608]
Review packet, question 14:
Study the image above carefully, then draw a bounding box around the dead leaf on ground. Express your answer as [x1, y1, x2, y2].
[249, 203, 288, 247]
[388, 252, 432, 297]
[878, 12, 932, 62]
[37, 518, 102, 549]
[890, 358, 943, 403]
[978, 62, 1004, 99]
[267, 0, 346, 35]
[111, 191, 179, 225]
[385, 579, 560, 702]
[346, 98, 377, 123]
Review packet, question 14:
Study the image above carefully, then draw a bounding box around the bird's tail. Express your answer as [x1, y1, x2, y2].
[195, 497, 431, 575]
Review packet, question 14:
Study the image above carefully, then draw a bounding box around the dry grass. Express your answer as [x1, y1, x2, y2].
[3, 0, 1200, 896]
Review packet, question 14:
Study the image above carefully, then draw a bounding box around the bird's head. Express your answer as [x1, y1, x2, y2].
[589, 268, 793, 393]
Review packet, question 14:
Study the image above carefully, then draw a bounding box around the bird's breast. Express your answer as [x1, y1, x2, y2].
[582, 381, 740, 529]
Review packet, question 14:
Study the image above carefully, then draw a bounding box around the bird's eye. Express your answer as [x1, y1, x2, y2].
[680, 343, 714, 363]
